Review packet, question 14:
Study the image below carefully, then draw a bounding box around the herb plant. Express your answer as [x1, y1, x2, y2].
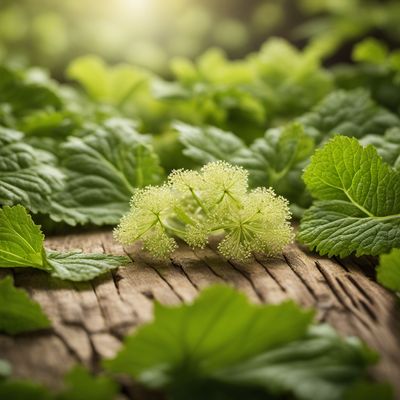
[0, 205, 129, 281]
[114, 161, 293, 261]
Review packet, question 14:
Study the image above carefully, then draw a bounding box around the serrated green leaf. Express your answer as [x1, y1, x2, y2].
[0, 205, 129, 282]
[360, 127, 400, 169]
[177, 122, 314, 215]
[50, 118, 163, 226]
[0, 65, 63, 122]
[45, 251, 129, 282]
[0, 276, 50, 335]
[0, 205, 46, 269]
[0, 127, 64, 215]
[176, 122, 252, 165]
[376, 248, 400, 292]
[299, 89, 400, 143]
[299, 136, 400, 257]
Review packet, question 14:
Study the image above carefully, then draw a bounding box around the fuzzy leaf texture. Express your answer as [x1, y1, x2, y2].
[299, 136, 400, 257]
[376, 248, 400, 292]
[0, 205, 129, 281]
[105, 286, 376, 400]
[0, 276, 50, 335]
[0, 127, 63, 215]
[299, 89, 400, 143]
[51, 118, 163, 226]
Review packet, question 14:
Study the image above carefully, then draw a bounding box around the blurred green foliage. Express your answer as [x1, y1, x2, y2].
[1, 0, 399, 77]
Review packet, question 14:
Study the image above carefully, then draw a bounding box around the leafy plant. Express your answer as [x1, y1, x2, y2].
[106, 285, 378, 400]
[0, 276, 50, 335]
[114, 161, 293, 261]
[298, 135, 400, 257]
[176, 122, 314, 216]
[376, 248, 400, 292]
[50, 118, 163, 226]
[0, 205, 129, 281]
[0, 118, 164, 227]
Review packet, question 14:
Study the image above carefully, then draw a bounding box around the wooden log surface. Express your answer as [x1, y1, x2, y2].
[0, 230, 399, 398]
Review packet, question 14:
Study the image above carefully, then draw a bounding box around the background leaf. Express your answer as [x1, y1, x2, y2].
[0, 276, 50, 335]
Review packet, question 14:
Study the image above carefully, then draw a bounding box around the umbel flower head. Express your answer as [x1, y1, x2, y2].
[114, 161, 293, 261]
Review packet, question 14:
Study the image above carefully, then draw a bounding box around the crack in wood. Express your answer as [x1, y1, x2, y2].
[281, 253, 318, 301]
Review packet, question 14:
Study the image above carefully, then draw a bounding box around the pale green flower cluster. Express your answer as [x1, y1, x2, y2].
[114, 161, 294, 261]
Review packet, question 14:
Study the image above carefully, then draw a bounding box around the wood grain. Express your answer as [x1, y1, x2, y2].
[1, 230, 399, 397]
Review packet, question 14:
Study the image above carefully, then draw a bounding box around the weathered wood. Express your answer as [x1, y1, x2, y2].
[1, 230, 399, 397]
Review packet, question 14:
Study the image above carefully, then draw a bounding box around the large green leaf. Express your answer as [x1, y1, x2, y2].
[376, 248, 400, 292]
[106, 286, 376, 400]
[299, 136, 400, 257]
[0, 205, 46, 269]
[51, 118, 163, 226]
[45, 251, 129, 282]
[106, 286, 313, 382]
[0, 276, 50, 335]
[0, 127, 64, 215]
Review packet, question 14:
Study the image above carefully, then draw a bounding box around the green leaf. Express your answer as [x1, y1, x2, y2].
[299, 135, 400, 257]
[45, 251, 130, 282]
[353, 38, 388, 65]
[0, 276, 50, 335]
[176, 122, 252, 165]
[343, 382, 394, 400]
[67, 55, 149, 106]
[214, 325, 376, 400]
[299, 89, 400, 143]
[0, 205, 129, 282]
[0, 127, 64, 215]
[244, 123, 314, 198]
[177, 122, 314, 215]
[57, 366, 119, 400]
[51, 118, 163, 226]
[0, 205, 46, 269]
[360, 127, 400, 169]
[0, 65, 63, 121]
[0, 380, 52, 400]
[0, 366, 118, 400]
[106, 286, 313, 382]
[106, 286, 375, 400]
[376, 248, 400, 292]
